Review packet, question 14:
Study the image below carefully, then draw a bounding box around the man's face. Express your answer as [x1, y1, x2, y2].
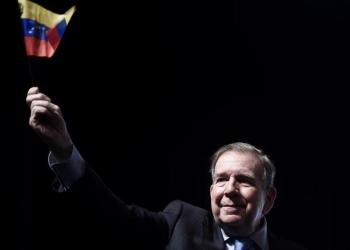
[210, 151, 276, 236]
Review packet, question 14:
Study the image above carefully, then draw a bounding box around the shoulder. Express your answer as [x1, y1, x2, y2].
[269, 232, 308, 250]
[162, 200, 212, 228]
[162, 200, 219, 245]
[163, 200, 209, 216]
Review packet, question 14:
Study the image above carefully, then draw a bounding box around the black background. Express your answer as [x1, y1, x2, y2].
[3, 0, 346, 249]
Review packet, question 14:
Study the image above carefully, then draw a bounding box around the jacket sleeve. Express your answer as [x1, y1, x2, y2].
[56, 166, 172, 248]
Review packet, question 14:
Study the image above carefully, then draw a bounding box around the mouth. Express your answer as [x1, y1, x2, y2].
[221, 203, 244, 208]
[222, 205, 242, 212]
[221, 205, 243, 213]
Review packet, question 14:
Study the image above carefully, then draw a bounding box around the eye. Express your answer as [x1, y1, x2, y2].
[237, 177, 255, 187]
[240, 182, 253, 187]
[214, 177, 228, 186]
[216, 177, 225, 182]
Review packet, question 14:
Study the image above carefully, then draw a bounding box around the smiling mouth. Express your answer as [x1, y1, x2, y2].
[222, 204, 244, 208]
[222, 205, 244, 213]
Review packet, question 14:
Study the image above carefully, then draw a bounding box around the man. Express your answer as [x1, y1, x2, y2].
[26, 86, 308, 250]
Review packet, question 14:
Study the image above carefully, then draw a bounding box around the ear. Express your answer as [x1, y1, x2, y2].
[262, 187, 277, 215]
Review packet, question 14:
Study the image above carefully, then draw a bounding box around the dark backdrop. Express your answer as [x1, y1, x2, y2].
[4, 0, 345, 249]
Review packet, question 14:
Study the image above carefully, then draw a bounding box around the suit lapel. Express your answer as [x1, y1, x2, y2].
[198, 215, 225, 250]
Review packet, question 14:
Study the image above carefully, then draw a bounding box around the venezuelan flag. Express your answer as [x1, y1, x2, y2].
[18, 0, 76, 58]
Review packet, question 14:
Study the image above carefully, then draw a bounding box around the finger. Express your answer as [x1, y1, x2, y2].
[29, 105, 52, 127]
[30, 104, 58, 121]
[30, 100, 60, 114]
[27, 86, 39, 95]
[30, 105, 53, 117]
[30, 102, 64, 129]
[26, 93, 52, 107]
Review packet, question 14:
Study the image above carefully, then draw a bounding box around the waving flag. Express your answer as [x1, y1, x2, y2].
[18, 0, 76, 58]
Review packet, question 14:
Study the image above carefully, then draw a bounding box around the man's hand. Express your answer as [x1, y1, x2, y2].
[26, 87, 73, 160]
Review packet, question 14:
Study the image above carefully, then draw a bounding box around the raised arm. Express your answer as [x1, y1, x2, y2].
[25, 87, 174, 248]
[26, 86, 73, 160]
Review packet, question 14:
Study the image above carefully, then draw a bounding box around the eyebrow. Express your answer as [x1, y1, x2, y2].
[214, 172, 256, 180]
[235, 174, 256, 183]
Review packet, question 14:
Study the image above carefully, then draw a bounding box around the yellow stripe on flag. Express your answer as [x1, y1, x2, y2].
[18, 0, 76, 28]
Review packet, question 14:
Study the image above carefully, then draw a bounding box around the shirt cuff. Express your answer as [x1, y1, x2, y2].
[48, 145, 86, 192]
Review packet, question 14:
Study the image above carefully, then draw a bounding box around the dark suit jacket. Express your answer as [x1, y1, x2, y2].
[54, 167, 308, 250]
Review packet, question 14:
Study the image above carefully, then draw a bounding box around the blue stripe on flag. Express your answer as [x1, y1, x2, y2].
[21, 18, 50, 41]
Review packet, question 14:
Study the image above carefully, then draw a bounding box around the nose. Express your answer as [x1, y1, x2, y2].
[224, 176, 239, 196]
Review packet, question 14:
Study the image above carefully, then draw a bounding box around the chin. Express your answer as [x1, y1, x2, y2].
[220, 214, 243, 225]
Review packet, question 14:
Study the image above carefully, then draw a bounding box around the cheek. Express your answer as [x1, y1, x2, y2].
[210, 188, 222, 217]
[240, 189, 262, 203]
[210, 187, 224, 205]
[245, 191, 265, 210]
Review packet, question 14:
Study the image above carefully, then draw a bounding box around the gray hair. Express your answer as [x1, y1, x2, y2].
[210, 142, 276, 190]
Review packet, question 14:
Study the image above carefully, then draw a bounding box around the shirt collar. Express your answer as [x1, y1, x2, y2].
[220, 217, 269, 250]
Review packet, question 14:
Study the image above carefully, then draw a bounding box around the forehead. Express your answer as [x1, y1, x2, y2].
[214, 151, 261, 175]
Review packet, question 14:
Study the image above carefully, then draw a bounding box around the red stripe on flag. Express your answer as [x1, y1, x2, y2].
[47, 27, 62, 51]
[24, 37, 54, 57]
